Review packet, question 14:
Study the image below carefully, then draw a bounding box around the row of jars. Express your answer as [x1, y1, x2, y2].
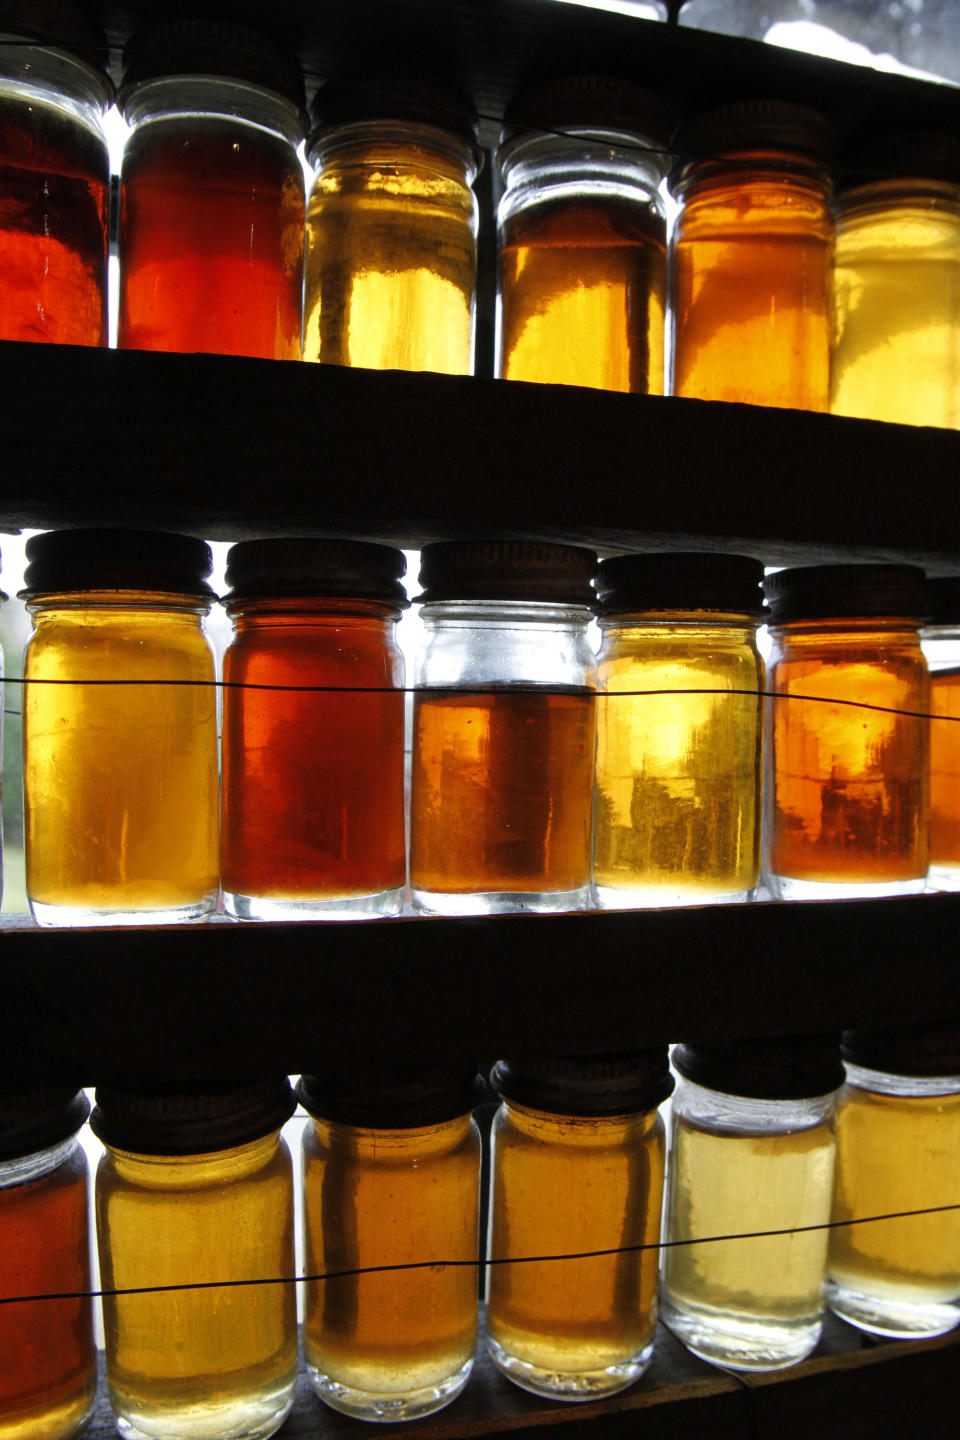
[2, 1021, 958, 1440]
[6, 530, 960, 925]
[3, 12, 960, 427]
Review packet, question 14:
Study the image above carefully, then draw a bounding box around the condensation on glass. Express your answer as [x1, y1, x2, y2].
[923, 577, 960, 890]
[409, 540, 597, 915]
[21, 529, 219, 926]
[670, 100, 833, 410]
[832, 134, 960, 430]
[661, 1037, 842, 1371]
[304, 79, 479, 374]
[92, 1080, 298, 1440]
[496, 75, 668, 393]
[487, 1052, 671, 1399]
[593, 552, 765, 907]
[221, 539, 407, 919]
[828, 1022, 960, 1339]
[298, 1067, 481, 1421]
[0, 1087, 95, 1440]
[763, 564, 930, 899]
[116, 18, 304, 359]
[0, 2, 111, 345]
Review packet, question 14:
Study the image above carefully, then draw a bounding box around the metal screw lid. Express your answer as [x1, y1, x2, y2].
[678, 99, 833, 162]
[298, 1065, 484, 1130]
[491, 1050, 674, 1118]
[0, 1086, 89, 1163]
[842, 1021, 960, 1078]
[90, 1079, 295, 1157]
[224, 537, 408, 606]
[763, 564, 928, 624]
[120, 17, 305, 112]
[925, 576, 960, 626]
[838, 130, 960, 191]
[20, 528, 216, 600]
[598, 551, 765, 616]
[417, 540, 597, 606]
[308, 77, 479, 154]
[0, 0, 110, 78]
[499, 74, 668, 154]
[673, 1035, 845, 1101]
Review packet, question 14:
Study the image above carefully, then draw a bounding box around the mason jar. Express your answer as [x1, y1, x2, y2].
[922, 577, 960, 891]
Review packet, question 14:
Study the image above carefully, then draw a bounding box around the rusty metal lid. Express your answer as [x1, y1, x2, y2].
[491, 1050, 673, 1117]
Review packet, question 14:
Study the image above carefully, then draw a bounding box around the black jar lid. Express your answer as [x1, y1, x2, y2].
[297, 1065, 483, 1130]
[120, 17, 304, 112]
[20, 528, 216, 600]
[926, 576, 960, 625]
[90, 1078, 295, 1156]
[224, 537, 408, 606]
[418, 540, 597, 606]
[491, 1050, 674, 1118]
[0, 1085, 89, 1163]
[673, 1035, 845, 1101]
[499, 75, 668, 155]
[842, 1021, 960, 1078]
[677, 99, 833, 163]
[838, 130, 960, 191]
[0, 0, 110, 76]
[598, 552, 765, 617]
[309, 77, 479, 154]
[763, 564, 927, 624]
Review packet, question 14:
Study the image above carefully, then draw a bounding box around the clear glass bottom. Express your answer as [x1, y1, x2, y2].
[411, 885, 591, 917]
[0, 1385, 96, 1440]
[223, 887, 405, 921]
[768, 875, 927, 901]
[306, 1353, 473, 1422]
[111, 1374, 295, 1440]
[29, 894, 217, 927]
[661, 1293, 822, 1372]
[486, 1333, 653, 1401]
[827, 1280, 960, 1339]
[926, 863, 960, 893]
[594, 883, 755, 910]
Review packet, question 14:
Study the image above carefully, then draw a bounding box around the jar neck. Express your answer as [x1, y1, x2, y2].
[226, 596, 403, 626]
[0, 1135, 79, 1190]
[121, 75, 303, 146]
[674, 150, 831, 200]
[768, 618, 923, 642]
[600, 610, 758, 632]
[499, 130, 666, 194]
[310, 1112, 473, 1158]
[672, 1075, 836, 1133]
[308, 119, 478, 183]
[844, 1061, 960, 1098]
[105, 1129, 282, 1187]
[0, 39, 112, 120]
[420, 600, 593, 629]
[837, 176, 960, 219]
[500, 1097, 660, 1148]
[27, 589, 213, 617]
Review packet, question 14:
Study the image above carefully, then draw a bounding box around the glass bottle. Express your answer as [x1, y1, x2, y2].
[486, 1051, 671, 1399]
[828, 1021, 960, 1339]
[116, 18, 305, 359]
[92, 1079, 298, 1440]
[221, 539, 407, 919]
[661, 1036, 842, 1371]
[496, 75, 668, 393]
[594, 552, 765, 907]
[671, 100, 833, 410]
[298, 1065, 482, 1421]
[409, 540, 597, 915]
[304, 78, 479, 374]
[0, 1086, 95, 1440]
[0, 1, 111, 346]
[764, 564, 930, 899]
[832, 134, 960, 430]
[923, 577, 960, 891]
[21, 528, 219, 925]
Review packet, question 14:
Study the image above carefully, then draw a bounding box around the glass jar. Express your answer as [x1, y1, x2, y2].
[21, 528, 219, 926]
[116, 18, 305, 359]
[828, 1021, 960, 1339]
[661, 1036, 842, 1371]
[304, 79, 479, 374]
[832, 134, 960, 430]
[298, 1065, 482, 1421]
[0, 1086, 95, 1440]
[923, 578, 960, 891]
[496, 75, 667, 393]
[0, 1, 111, 345]
[221, 539, 407, 920]
[764, 564, 930, 899]
[594, 552, 765, 907]
[670, 100, 833, 410]
[486, 1051, 671, 1399]
[409, 540, 597, 915]
[92, 1079, 298, 1440]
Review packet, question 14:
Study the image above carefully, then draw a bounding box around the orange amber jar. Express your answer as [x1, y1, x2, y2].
[764, 565, 930, 899]
[922, 578, 960, 891]
[671, 100, 833, 410]
[221, 539, 408, 919]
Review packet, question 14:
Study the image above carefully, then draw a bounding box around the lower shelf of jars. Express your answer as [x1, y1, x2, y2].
[85, 1312, 959, 1439]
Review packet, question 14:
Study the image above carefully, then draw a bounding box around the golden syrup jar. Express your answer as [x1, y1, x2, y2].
[298, 1066, 482, 1421]
[304, 79, 478, 373]
[763, 564, 930, 899]
[922, 578, 960, 891]
[92, 1080, 298, 1440]
[671, 100, 833, 410]
[594, 553, 765, 907]
[496, 75, 668, 393]
[486, 1051, 672, 1400]
[21, 529, 219, 925]
[0, 1087, 95, 1440]
[661, 1037, 842, 1371]
[828, 1022, 960, 1339]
